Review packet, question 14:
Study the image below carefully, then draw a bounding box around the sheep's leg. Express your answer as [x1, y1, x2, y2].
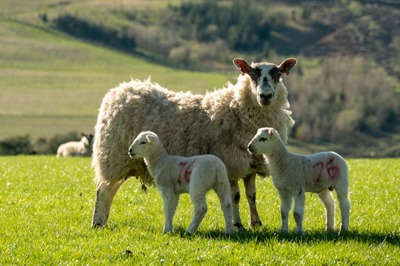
[230, 180, 244, 230]
[336, 186, 351, 231]
[186, 192, 208, 235]
[104, 178, 126, 224]
[278, 190, 292, 233]
[92, 179, 119, 227]
[160, 187, 179, 233]
[215, 185, 234, 235]
[293, 190, 306, 235]
[318, 189, 335, 231]
[243, 173, 263, 227]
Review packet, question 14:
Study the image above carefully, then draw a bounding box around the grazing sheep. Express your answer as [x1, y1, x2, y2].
[128, 131, 234, 235]
[56, 133, 93, 157]
[248, 127, 350, 234]
[92, 57, 296, 228]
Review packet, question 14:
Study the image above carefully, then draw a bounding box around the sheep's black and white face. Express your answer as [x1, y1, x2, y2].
[233, 58, 297, 107]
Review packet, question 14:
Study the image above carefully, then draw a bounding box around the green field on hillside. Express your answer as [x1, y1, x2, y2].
[0, 156, 399, 264]
[0, 19, 232, 140]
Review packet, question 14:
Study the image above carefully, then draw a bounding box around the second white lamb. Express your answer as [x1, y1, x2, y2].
[128, 131, 234, 236]
[248, 127, 350, 235]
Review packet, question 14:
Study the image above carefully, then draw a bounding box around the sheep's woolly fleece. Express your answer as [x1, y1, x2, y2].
[92, 75, 294, 186]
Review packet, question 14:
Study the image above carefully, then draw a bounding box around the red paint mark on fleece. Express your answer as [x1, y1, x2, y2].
[312, 162, 324, 183]
[326, 157, 340, 181]
[312, 157, 341, 183]
[178, 162, 187, 184]
[178, 159, 197, 184]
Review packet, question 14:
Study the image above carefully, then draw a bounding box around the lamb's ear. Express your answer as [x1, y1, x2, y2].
[233, 58, 253, 76]
[278, 58, 297, 76]
[269, 129, 276, 141]
[146, 135, 154, 144]
[81, 132, 85, 136]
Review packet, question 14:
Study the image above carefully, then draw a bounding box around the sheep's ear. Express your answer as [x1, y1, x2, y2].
[278, 58, 297, 76]
[233, 58, 253, 76]
[81, 132, 85, 136]
[146, 135, 154, 144]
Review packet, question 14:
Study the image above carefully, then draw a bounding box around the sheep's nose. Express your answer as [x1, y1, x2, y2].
[260, 93, 273, 100]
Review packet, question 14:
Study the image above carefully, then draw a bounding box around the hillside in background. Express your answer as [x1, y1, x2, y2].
[0, 0, 400, 157]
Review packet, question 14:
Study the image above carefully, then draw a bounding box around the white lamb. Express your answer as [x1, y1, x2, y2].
[248, 127, 350, 234]
[56, 133, 94, 157]
[128, 131, 234, 236]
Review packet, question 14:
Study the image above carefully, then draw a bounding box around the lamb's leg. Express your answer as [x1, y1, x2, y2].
[336, 185, 351, 231]
[186, 192, 208, 235]
[243, 173, 263, 227]
[230, 180, 244, 230]
[318, 189, 335, 231]
[293, 190, 306, 235]
[104, 178, 126, 223]
[215, 185, 234, 235]
[160, 187, 179, 233]
[92, 179, 119, 227]
[278, 190, 292, 233]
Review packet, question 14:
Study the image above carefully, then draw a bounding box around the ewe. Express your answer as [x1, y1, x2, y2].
[92, 58, 296, 228]
[128, 131, 234, 236]
[248, 127, 350, 234]
[56, 133, 93, 157]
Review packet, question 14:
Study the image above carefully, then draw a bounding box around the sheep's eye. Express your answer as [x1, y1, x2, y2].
[260, 137, 267, 142]
[140, 141, 146, 145]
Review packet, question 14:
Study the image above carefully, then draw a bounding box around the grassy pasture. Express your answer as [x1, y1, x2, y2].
[0, 19, 232, 140]
[0, 156, 399, 264]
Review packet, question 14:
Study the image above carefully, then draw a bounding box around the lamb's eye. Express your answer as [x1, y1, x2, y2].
[140, 141, 146, 145]
[260, 137, 267, 142]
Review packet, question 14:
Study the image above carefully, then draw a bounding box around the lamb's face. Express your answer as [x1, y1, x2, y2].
[233, 58, 297, 107]
[247, 127, 277, 154]
[128, 132, 158, 158]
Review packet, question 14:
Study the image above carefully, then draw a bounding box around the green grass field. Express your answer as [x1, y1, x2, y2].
[0, 156, 399, 264]
[0, 19, 233, 141]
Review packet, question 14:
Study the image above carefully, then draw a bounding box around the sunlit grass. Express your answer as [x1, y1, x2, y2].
[0, 157, 399, 264]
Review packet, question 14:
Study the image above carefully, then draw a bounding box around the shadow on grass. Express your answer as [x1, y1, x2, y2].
[105, 222, 399, 246]
[174, 226, 400, 246]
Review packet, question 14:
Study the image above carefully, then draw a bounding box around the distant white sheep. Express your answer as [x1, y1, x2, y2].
[128, 131, 234, 235]
[56, 133, 93, 157]
[92, 57, 296, 229]
[248, 127, 350, 234]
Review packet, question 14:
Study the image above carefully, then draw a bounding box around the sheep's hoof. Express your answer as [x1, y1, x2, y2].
[92, 223, 104, 228]
[182, 231, 195, 238]
[280, 229, 289, 234]
[224, 229, 234, 236]
[296, 231, 305, 236]
[338, 229, 349, 237]
[251, 221, 263, 228]
[233, 223, 245, 231]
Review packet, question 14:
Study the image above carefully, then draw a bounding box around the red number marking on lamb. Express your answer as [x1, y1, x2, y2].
[326, 157, 340, 180]
[313, 157, 341, 184]
[312, 162, 324, 183]
[178, 159, 197, 183]
[178, 162, 187, 183]
[184, 159, 197, 183]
